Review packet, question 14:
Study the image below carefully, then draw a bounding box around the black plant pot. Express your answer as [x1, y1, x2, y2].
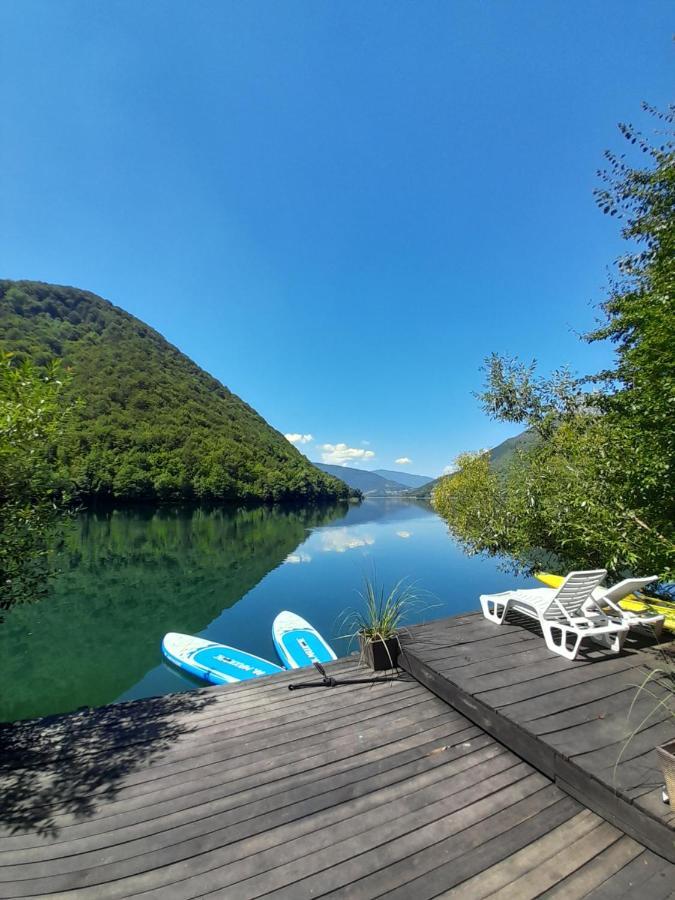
[358, 633, 400, 671]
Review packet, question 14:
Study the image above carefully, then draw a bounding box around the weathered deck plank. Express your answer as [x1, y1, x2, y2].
[1, 649, 673, 898]
[400, 611, 675, 865]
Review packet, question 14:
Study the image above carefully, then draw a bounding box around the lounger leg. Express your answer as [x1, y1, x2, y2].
[541, 621, 582, 660]
[480, 596, 510, 625]
[589, 630, 627, 653]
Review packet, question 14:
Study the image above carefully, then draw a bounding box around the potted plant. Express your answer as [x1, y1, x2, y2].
[340, 576, 425, 671]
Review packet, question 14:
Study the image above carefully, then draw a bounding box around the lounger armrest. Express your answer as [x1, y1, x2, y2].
[479, 591, 514, 601]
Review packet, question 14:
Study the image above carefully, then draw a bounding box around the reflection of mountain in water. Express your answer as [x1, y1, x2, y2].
[0, 504, 347, 722]
[331, 498, 432, 528]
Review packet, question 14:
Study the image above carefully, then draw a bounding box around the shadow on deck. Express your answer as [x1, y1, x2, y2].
[0, 649, 673, 897]
[0, 688, 218, 837]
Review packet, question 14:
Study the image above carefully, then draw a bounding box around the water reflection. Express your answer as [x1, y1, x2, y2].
[1, 499, 535, 722]
[0, 503, 348, 721]
[285, 552, 312, 564]
[319, 527, 376, 554]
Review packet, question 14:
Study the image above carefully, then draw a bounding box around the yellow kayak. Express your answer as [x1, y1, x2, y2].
[534, 572, 675, 633]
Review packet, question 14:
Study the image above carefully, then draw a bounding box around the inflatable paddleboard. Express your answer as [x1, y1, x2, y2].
[272, 611, 337, 669]
[161, 633, 284, 685]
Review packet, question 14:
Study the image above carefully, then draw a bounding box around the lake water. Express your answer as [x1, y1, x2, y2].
[0, 499, 535, 722]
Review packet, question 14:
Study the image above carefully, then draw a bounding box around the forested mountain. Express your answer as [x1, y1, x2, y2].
[314, 464, 411, 495]
[0, 280, 349, 504]
[372, 469, 433, 489]
[488, 430, 538, 472]
[405, 431, 536, 498]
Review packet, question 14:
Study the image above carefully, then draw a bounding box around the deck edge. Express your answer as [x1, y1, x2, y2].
[400, 646, 675, 864]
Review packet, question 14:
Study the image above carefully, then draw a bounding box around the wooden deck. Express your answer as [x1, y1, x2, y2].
[1, 654, 674, 898]
[400, 611, 675, 866]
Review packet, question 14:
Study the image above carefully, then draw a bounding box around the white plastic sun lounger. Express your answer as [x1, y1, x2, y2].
[586, 576, 664, 639]
[480, 569, 630, 660]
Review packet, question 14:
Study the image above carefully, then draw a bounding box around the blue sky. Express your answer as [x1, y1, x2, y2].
[1, 1, 672, 476]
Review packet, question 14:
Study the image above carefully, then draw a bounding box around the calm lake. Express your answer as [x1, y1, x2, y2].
[1, 499, 535, 722]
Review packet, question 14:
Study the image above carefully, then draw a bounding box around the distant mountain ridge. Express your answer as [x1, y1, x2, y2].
[404, 431, 537, 498]
[313, 464, 413, 496]
[372, 469, 434, 489]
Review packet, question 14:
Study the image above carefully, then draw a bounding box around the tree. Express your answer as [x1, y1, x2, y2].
[588, 105, 675, 525]
[434, 106, 675, 589]
[0, 353, 74, 611]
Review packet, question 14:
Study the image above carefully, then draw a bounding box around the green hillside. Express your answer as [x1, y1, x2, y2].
[405, 430, 537, 499]
[0, 280, 349, 504]
[488, 430, 538, 472]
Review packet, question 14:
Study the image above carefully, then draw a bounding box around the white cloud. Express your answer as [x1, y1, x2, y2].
[396, 531, 412, 539]
[395, 457, 412, 465]
[320, 528, 375, 553]
[320, 443, 376, 466]
[285, 552, 312, 564]
[442, 464, 458, 475]
[285, 433, 314, 445]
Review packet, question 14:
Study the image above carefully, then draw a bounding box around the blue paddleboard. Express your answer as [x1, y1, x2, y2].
[272, 611, 337, 669]
[161, 633, 284, 685]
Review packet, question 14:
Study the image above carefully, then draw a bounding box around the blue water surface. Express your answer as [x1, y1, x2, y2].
[0, 499, 535, 721]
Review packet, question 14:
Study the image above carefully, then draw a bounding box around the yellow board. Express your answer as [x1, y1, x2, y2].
[534, 572, 675, 632]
